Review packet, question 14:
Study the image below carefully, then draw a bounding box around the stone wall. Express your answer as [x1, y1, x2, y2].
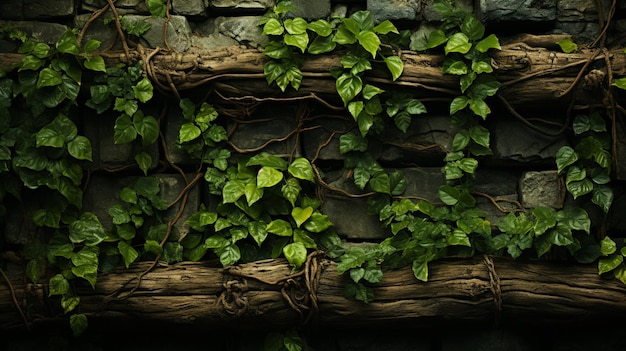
[1, 0, 626, 350]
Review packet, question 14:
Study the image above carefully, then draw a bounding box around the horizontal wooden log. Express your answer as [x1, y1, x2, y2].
[2, 256, 626, 332]
[2, 38, 624, 108]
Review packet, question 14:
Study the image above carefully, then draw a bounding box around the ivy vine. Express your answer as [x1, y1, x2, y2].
[0, 0, 623, 342]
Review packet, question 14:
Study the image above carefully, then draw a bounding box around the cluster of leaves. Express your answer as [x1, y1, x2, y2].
[86, 61, 158, 174]
[556, 112, 613, 213]
[184, 152, 337, 269]
[0, 30, 104, 228]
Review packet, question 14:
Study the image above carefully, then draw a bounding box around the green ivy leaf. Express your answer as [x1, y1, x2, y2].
[592, 185, 613, 213]
[532, 207, 557, 235]
[288, 158, 315, 182]
[147, 0, 167, 17]
[263, 41, 291, 59]
[61, 295, 80, 314]
[133, 111, 159, 145]
[556, 37, 578, 53]
[336, 73, 362, 106]
[294, 229, 317, 249]
[118, 240, 139, 268]
[248, 221, 268, 246]
[339, 133, 368, 154]
[600, 236, 617, 256]
[303, 212, 332, 233]
[445, 33, 471, 55]
[69, 212, 107, 246]
[555, 146, 578, 173]
[559, 206, 590, 233]
[263, 18, 284, 35]
[292, 207, 313, 228]
[566, 178, 593, 199]
[475, 34, 501, 53]
[469, 98, 490, 119]
[113, 114, 137, 144]
[37, 68, 62, 88]
[257, 166, 284, 188]
[135, 152, 152, 176]
[284, 18, 308, 35]
[613, 77, 626, 90]
[244, 181, 263, 206]
[452, 129, 470, 152]
[461, 15, 485, 41]
[223, 179, 246, 203]
[49, 273, 70, 296]
[412, 259, 429, 282]
[67, 136, 93, 161]
[383, 55, 403, 81]
[267, 219, 293, 237]
[69, 314, 88, 338]
[283, 242, 307, 268]
[598, 255, 623, 274]
[219, 244, 241, 266]
[307, 19, 332, 36]
[438, 185, 460, 205]
[281, 177, 301, 207]
[308, 35, 336, 54]
[450, 95, 469, 115]
[348, 101, 363, 120]
[132, 77, 153, 103]
[426, 29, 447, 49]
[443, 59, 468, 75]
[56, 31, 80, 55]
[178, 123, 201, 143]
[83, 56, 107, 72]
[284, 33, 309, 53]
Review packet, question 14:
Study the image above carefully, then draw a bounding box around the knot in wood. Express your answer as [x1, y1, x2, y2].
[583, 69, 606, 91]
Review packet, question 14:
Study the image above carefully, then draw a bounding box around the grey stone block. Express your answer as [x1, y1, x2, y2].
[192, 16, 267, 51]
[0, 0, 23, 20]
[378, 115, 456, 164]
[1, 20, 69, 45]
[290, 0, 331, 20]
[121, 15, 192, 52]
[172, 0, 207, 16]
[476, 0, 557, 22]
[367, 0, 420, 23]
[489, 115, 567, 165]
[557, 0, 611, 21]
[519, 170, 563, 209]
[301, 115, 356, 161]
[82, 0, 149, 14]
[320, 170, 389, 240]
[228, 108, 301, 158]
[23, 0, 74, 20]
[74, 13, 119, 51]
[208, 0, 274, 12]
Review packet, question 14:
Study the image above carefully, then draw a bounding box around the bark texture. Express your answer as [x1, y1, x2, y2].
[2, 256, 626, 332]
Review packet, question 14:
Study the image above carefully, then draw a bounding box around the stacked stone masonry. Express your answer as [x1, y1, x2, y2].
[1, 0, 626, 350]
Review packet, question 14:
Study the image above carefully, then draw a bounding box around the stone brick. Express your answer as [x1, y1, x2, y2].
[290, 0, 331, 20]
[489, 115, 567, 166]
[367, 0, 420, 23]
[0, 0, 23, 20]
[301, 115, 355, 161]
[320, 170, 389, 240]
[120, 15, 192, 52]
[172, 0, 207, 16]
[227, 106, 301, 158]
[1, 21, 69, 45]
[476, 0, 557, 22]
[378, 115, 456, 165]
[208, 0, 274, 13]
[474, 169, 522, 224]
[519, 170, 564, 209]
[163, 107, 197, 167]
[192, 16, 267, 51]
[23, 0, 74, 20]
[557, 0, 611, 21]
[82, 0, 149, 14]
[74, 13, 119, 51]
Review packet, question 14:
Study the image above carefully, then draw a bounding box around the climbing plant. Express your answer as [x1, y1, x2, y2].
[0, 0, 623, 343]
